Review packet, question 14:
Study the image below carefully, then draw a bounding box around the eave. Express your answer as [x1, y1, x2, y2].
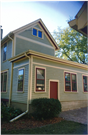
[68, 2, 87, 37]
[8, 50, 88, 70]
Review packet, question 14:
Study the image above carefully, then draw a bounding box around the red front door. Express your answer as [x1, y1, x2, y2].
[50, 81, 58, 99]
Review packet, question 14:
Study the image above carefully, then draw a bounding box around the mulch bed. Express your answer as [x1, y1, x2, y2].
[1, 117, 64, 131]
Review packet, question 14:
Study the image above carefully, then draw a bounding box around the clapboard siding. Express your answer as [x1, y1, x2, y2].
[31, 57, 88, 101]
[18, 25, 53, 47]
[12, 61, 29, 104]
[1, 40, 12, 100]
[15, 37, 54, 56]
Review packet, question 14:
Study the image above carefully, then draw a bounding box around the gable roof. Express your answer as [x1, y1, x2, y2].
[1, 18, 59, 50]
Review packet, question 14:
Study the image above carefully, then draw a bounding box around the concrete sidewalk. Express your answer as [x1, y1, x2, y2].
[59, 107, 88, 125]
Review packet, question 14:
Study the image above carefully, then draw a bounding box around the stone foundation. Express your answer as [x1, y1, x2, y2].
[61, 100, 88, 111]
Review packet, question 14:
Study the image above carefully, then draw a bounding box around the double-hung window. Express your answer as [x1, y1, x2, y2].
[3, 43, 7, 61]
[1, 71, 7, 92]
[18, 68, 24, 92]
[36, 68, 45, 91]
[65, 72, 77, 92]
[33, 28, 43, 38]
[83, 76, 88, 92]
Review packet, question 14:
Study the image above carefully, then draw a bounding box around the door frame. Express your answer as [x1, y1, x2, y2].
[49, 79, 60, 100]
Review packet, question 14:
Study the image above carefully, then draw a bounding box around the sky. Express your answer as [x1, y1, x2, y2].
[1, 1, 84, 38]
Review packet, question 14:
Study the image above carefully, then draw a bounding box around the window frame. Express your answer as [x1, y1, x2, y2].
[35, 67, 46, 92]
[83, 75, 88, 93]
[64, 72, 77, 92]
[1, 70, 8, 93]
[17, 68, 25, 92]
[3, 43, 7, 61]
[32, 27, 43, 39]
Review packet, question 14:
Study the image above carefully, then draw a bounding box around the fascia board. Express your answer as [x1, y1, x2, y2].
[28, 50, 88, 70]
[8, 49, 88, 70]
[1, 32, 14, 45]
[68, 19, 77, 27]
[12, 18, 41, 34]
[39, 19, 59, 50]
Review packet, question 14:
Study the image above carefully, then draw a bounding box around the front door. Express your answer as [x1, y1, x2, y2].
[50, 81, 58, 99]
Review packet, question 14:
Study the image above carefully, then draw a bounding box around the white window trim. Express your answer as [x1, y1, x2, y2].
[32, 27, 43, 39]
[64, 71, 78, 93]
[17, 67, 25, 93]
[1, 70, 8, 93]
[34, 66, 46, 93]
[82, 74, 88, 93]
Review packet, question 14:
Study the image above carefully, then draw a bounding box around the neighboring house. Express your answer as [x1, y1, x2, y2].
[1, 18, 88, 113]
[68, 1, 87, 37]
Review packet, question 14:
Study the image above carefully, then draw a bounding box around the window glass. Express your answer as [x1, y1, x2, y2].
[65, 73, 71, 91]
[18, 69, 24, 91]
[1, 73, 3, 92]
[83, 76, 88, 92]
[38, 31, 42, 38]
[33, 28, 37, 36]
[72, 74, 77, 91]
[37, 69, 44, 79]
[1, 72, 7, 92]
[36, 68, 45, 91]
[3, 43, 7, 61]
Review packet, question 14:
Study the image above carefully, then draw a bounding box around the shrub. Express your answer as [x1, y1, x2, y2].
[1, 102, 22, 121]
[31, 98, 62, 120]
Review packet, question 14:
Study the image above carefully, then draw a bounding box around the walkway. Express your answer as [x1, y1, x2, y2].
[59, 107, 88, 125]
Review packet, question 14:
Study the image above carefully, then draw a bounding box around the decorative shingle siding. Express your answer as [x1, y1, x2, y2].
[12, 60, 29, 104]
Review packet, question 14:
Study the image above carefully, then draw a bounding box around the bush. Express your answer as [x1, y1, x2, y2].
[1, 102, 22, 121]
[31, 98, 62, 120]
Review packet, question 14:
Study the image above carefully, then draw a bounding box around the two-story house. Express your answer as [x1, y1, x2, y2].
[1, 19, 88, 115]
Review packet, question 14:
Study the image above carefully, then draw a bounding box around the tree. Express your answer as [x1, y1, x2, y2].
[53, 27, 87, 64]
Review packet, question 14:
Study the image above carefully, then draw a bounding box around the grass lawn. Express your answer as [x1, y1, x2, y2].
[2, 120, 87, 134]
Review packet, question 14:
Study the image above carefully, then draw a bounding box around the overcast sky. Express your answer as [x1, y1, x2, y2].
[1, 1, 84, 37]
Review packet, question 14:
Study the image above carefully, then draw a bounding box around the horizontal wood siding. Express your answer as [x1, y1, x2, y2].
[12, 60, 29, 104]
[1, 40, 12, 100]
[32, 57, 88, 102]
[16, 37, 54, 56]
[18, 25, 53, 46]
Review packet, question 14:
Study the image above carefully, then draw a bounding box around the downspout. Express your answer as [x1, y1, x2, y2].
[8, 35, 13, 107]
[10, 53, 30, 122]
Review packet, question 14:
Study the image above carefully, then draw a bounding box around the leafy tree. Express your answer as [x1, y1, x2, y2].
[53, 27, 87, 64]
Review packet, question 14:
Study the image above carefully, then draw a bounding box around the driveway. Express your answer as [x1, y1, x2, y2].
[59, 107, 88, 125]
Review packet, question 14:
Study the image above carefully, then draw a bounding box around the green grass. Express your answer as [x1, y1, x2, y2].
[2, 120, 87, 134]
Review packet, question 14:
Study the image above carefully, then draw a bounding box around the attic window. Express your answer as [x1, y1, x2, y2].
[33, 28, 43, 38]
